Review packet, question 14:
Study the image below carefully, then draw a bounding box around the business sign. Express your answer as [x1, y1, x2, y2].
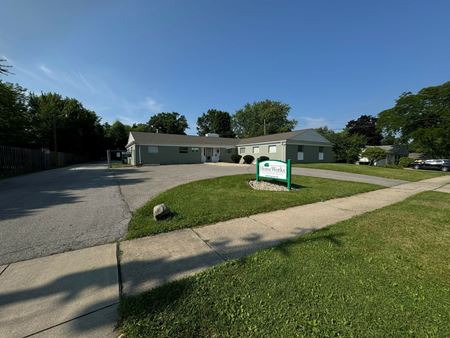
[256, 159, 292, 190]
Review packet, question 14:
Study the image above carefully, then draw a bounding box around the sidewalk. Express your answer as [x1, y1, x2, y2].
[1, 175, 449, 337]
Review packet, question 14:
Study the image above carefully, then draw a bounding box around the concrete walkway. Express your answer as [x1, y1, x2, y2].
[1, 175, 449, 337]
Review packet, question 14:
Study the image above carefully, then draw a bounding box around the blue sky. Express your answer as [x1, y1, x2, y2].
[1, 0, 449, 134]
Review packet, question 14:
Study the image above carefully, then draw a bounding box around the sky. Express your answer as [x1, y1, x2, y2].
[1, 0, 449, 134]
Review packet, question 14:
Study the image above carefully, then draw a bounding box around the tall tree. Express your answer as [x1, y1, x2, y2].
[378, 81, 450, 157]
[147, 112, 188, 134]
[0, 59, 12, 76]
[233, 100, 297, 138]
[197, 109, 234, 137]
[106, 120, 130, 149]
[130, 123, 149, 132]
[317, 127, 367, 163]
[346, 115, 382, 145]
[0, 81, 31, 146]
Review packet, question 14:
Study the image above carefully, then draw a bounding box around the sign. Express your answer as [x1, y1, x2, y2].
[256, 159, 292, 190]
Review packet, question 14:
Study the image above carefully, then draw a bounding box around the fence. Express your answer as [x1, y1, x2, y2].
[0, 145, 87, 177]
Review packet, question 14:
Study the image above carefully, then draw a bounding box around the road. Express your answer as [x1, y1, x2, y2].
[0, 163, 405, 265]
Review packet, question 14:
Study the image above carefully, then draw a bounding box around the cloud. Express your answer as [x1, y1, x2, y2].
[39, 64, 54, 77]
[142, 97, 163, 113]
[298, 116, 329, 129]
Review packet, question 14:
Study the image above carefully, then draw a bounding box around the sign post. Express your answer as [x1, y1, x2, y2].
[256, 159, 292, 190]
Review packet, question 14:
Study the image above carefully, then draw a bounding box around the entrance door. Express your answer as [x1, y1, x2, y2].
[204, 148, 213, 162]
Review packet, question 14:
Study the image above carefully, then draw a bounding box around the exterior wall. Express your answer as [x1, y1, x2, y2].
[286, 144, 334, 163]
[237, 143, 284, 162]
[137, 145, 202, 165]
[127, 145, 136, 165]
[219, 148, 237, 163]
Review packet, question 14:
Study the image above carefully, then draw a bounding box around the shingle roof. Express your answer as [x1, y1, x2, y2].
[127, 129, 331, 148]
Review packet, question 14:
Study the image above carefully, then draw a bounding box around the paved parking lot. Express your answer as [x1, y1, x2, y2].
[0, 162, 404, 265]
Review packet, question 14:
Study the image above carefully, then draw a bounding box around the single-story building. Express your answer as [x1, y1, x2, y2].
[125, 129, 334, 165]
[358, 145, 409, 166]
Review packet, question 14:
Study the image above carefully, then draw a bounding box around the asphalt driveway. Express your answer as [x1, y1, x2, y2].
[0, 162, 405, 265]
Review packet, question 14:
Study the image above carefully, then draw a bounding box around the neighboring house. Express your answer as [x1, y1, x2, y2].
[359, 145, 409, 166]
[125, 129, 334, 165]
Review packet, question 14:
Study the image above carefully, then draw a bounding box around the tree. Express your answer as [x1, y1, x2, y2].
[0, 59, 12, 76]
[197, 109, 234, 137]
[147, 112, 188, 134]
[233, 100, 297, 138]
[0, 81, 31, 146]
[378, 81, 450, 157]
[106, 120, 130, 149]
[130, 123, 149, 132]
[363, 147, 386, 165]
[317, 127, 367, 163]
[346, 115, 382, 145]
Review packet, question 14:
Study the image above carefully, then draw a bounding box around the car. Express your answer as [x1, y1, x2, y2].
[413, 159, 450, 172]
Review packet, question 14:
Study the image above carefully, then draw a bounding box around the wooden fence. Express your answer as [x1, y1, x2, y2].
[0, 145, 87, 177]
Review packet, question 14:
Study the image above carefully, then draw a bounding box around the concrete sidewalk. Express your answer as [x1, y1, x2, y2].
[1, 175, 449, 337]
[120, 175, 450, 296]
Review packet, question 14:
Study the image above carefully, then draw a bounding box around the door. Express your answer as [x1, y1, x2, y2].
[204, 148, 213, 162]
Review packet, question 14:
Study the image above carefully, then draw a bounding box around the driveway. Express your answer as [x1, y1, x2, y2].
[0, 162, 403, 265]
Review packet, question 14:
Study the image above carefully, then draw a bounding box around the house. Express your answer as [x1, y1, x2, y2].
[359, 145, 409, 166]
[125, 129, 334, 165]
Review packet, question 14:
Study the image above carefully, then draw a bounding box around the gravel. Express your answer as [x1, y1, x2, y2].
[248, 179, 297, 191]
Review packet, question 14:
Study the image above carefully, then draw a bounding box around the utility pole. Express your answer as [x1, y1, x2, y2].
[263, 119, 266, 135]
[53, 113, 58, 152]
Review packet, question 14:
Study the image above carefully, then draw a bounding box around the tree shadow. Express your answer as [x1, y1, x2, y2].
[0, 228, 344, 337]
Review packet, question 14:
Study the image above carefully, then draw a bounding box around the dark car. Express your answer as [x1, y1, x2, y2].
[413, 159, 450, 172]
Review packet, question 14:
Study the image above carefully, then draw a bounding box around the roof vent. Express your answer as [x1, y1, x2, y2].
[205, 133, 219, 138]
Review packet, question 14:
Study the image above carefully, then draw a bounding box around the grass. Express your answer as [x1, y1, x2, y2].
[120, 191, 450, 337]
[110, 162, 133, 168]
[294, 163, 448, 181]
[127, 174, 381, 239]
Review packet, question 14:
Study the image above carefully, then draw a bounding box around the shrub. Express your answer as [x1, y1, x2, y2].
[399, 157, 415, 168]
[243, 155, 254, 164]
[363, 147, 386, 165]
[231, 154, 242, 164]
[258, 156, 269, 162]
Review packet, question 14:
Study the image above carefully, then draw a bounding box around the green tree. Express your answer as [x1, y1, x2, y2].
[0, 59, 12, 76]
[130, 123, 149, 132]
[346, 115, 382, 145]
[317, 127, 367, 163]
[0, 81, 31, 146]
[363, 147, 386, 165]
[106, 120, 130, 149]
[233, 100, 297, 138]
[148, 112, 188, 134]
[378, 81, 450, 157]
[197, 109, 234, 137]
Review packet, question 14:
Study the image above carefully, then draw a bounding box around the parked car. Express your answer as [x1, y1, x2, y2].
[412, 159, 450, 172]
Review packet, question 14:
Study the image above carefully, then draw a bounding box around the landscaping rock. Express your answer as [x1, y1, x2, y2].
[153, 203, 172, 221]
[249, 180, 298, 191]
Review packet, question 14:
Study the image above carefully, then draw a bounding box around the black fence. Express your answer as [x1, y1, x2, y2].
[0, 145, 87, 177]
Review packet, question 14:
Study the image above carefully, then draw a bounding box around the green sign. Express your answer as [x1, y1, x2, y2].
[256, 159, 292, 190]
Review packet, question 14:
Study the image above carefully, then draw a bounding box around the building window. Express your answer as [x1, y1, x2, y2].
[268, 145, 277, 153]
[147, 146, 158, 154]
[253, 146, 260, 154]
[239, 147, 245, 154]
[191, 147, 199, 152]
[297, 145, 304, 161]
[179, 147, 188, 153]
[318, 146, 324, 161]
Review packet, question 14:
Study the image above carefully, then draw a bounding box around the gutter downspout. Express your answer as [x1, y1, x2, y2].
[138, 145, 142, 165]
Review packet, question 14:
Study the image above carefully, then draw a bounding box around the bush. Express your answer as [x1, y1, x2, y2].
[363, 147, 386, 165]
[231, 154, 242, 164]
[258, 156, 269, 162]
[399, 157, 415, 168]
[243, 155, 254, 164]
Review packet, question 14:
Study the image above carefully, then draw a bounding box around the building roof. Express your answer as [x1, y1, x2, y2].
[126, 129, 331, 148]
[365, 144, 409, 154]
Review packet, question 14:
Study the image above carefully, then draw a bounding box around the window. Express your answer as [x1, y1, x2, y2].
[147, 146, 158, 154]
[179, 147, 188, 153]
[191, 147, 199, 152]
[268, 145, 277, 153]
[297, 145, 304, 161]
[319, 146, 324, 161]
[253, 146, 260, 154]
[239, 147, 245, 154]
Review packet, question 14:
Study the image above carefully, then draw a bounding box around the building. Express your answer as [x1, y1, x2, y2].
[125, 129, 334, 165]
[358, 145, 409, 166]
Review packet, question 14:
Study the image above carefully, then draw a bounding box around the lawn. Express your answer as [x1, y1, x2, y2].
[127, 174, 381, 239]
[120, 191, 450, 337]
[295, 163, 448, 181]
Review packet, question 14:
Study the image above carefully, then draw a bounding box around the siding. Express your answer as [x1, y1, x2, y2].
[238, 143, 284, 162]
[138, 145, 202, 164]
[286, 144, 334, 163]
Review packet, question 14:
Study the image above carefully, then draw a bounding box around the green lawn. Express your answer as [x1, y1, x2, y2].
[109, 162, 133, 168]
[295, 163, 448, 181]
[127, 174, 381, 239]
[120, 191, 450, 337]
